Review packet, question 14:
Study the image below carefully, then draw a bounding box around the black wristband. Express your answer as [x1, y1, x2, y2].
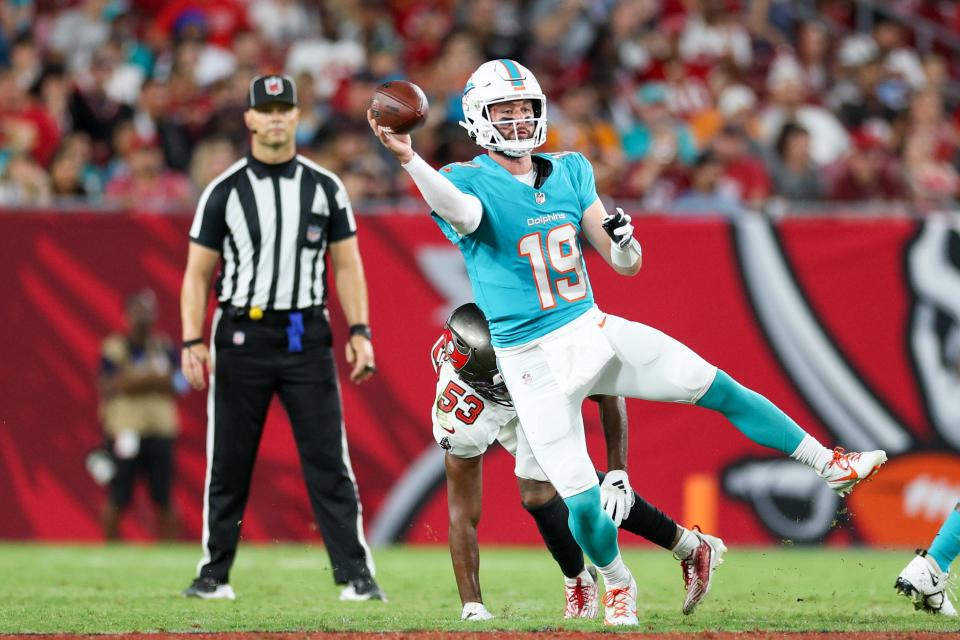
[349, 324, 372, 340]
[182, 338, 204, 349]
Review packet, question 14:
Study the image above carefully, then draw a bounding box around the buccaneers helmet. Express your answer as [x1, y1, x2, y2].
[442, 303, 512, 406]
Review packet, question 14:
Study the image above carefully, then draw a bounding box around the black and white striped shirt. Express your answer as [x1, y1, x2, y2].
[189, 154, 356, 311]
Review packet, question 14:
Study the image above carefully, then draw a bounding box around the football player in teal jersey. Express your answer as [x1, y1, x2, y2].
[369, 59, 888, 625]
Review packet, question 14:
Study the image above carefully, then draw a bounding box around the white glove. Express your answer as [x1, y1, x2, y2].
[461, 601, 494, 621]
[601, 208, 635, 248]
[600, 470, 636, 527]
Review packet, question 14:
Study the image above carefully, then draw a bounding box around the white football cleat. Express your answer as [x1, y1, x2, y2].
[895, 550, 957, 617]
[679, 526, 727, 615]
[563, 565, 599, 619]
[602, 576, 638, 626]
[818, 447, 887, 496]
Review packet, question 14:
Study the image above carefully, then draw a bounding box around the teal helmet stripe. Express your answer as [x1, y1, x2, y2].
[497, 59, 525, 88]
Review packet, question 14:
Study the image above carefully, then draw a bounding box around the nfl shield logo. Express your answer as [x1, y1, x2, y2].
[535, 192, 546, 205]
[232, 331, 245, 345]
[264, 76, 283, 96]
[306, 224, 322, 243]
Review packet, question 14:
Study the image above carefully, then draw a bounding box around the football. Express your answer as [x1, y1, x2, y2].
[371, 80, 429, 135]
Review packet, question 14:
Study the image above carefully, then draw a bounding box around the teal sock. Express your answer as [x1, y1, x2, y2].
[696, 369, 806, 454]
[929, 505, 960, 573]
[564, 486, 619, 567]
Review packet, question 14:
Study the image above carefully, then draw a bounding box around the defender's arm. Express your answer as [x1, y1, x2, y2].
[445, 452, 485, 606]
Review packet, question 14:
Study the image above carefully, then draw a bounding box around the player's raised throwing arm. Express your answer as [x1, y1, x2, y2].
[367, 110, 483, 235]
[444, 453, 494, 620]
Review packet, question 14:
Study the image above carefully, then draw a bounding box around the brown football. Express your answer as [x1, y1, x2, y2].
[371, 80, 429, 135]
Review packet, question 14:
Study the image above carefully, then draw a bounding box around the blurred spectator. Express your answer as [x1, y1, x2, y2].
[767, 122, 823, 202]
[621, 82, 697, 165]
[69, 44, 134, 161]
[760, 55, 850, 165]
[293, 72, 327, 147]
[248, 0, 313, 46]
[795, 20, 831, 95]
[98, 289, 186, 540]
[459, 0, 524, 62]
[423, 30, 483, 127]
[828, 34, 901, 129]
[285, 5, 365, 101]
[690, 83, 759, 148]
[50, 144, 90, 198]
[0, 152, 50, 204]
[544, 84, 624, 195]
[188, 136, 235, 190]
[670, 149, 743, 216]
[104, 136, 192, 211]
[529, 0, 607, 69]
[150, 0, 250, 51]
[9, 35, 41, 91]
[873, 15, 925, 93]
[712, 124, 770, 210]
[0, 69, 60, 167]
[132, 78, 192, 171]
[902, 129, 959, 208]
[48, 0, 110, 73]
[825, 127, 907, 202]
[190, 138, 237, 193]
[679, 0, 752, 71]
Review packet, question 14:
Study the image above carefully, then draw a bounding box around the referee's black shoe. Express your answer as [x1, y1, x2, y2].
[339, 576, 387, 602]
[182, 576, 237, 600]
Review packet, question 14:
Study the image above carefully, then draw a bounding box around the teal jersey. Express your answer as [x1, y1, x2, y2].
[432, 152, 599, 347]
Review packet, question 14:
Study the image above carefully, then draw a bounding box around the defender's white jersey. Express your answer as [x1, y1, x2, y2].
[431, 360, 520, 459]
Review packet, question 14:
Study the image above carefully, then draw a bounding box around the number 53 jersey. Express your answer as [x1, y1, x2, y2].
[431, 361, 519, 459]
[431, 356, 550, 482]
[431, 152, 599, 348]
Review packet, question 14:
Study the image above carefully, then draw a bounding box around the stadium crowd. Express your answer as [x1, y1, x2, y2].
[2, 0, 960, 214]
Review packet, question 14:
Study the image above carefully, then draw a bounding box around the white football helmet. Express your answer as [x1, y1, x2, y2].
[460, 59, 547, 157]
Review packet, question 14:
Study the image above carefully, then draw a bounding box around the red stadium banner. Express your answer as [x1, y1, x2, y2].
[1, 210, 958, 546]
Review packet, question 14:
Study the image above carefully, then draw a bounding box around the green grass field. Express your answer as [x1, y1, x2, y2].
[0, 543, 956, 634]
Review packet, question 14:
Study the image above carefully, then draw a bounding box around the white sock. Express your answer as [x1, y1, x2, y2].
[597, 554, 632, 589]
[564, 567, 595, 587]
[790, 434, 833, 473]
[672, 527, 700, 560]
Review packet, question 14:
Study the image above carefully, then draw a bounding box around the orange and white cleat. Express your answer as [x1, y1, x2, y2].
[818, 447, 887, 496]
[563, 566, 599, 619]
[679, 526, 727, 615]
[602, 577, 638, 626]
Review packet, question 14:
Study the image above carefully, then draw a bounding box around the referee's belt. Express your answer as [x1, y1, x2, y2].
[221, 304, 325, 325]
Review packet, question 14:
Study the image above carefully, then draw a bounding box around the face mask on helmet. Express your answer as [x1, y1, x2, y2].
[459, 59, 548, 158]
[442, 304, 513, 406]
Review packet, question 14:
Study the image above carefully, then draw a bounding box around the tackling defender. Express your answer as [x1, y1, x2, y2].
[369, 59, 887, 625]
[895, 503, 959, 616]
[434, 303, 726, 621]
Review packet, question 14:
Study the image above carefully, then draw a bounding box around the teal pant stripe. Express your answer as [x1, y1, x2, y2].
[563, 486, 618, 567]
[696, 370, 806, 454]
[929, 505, 960, 572]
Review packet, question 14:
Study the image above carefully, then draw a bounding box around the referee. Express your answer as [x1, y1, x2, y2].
[179, 74, 385, 602]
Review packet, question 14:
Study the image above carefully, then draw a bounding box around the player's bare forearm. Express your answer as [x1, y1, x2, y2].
[445, 453, 484, 605]
[591, 394, 629, 471]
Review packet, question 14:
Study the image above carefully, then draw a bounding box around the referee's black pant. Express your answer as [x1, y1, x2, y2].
[197, 307, 374, 585]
